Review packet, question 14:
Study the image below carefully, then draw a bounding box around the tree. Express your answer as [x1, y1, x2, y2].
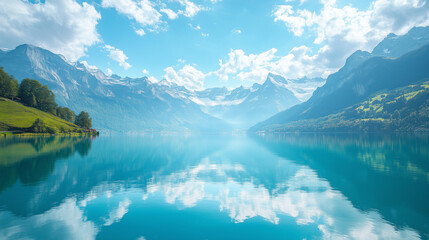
[74, 111, 92, 129]
[19, 79, 42, 107]
[35, 85, 57, 114]
[18, 78, 57, 113]
[0, 67, 18, 100]
[29, 118, 47, 133]
[56, 106, 75, 122]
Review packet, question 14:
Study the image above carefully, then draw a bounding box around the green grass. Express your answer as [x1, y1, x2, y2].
[266, 79, 429, 133]
[0, 97, 80, 132]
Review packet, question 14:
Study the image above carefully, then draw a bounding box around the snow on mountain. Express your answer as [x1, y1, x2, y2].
[0, 44, 324, 131]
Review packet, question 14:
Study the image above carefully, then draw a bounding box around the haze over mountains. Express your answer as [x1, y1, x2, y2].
[0, 45, 319, 132]
[2, 26, 429, 133]
[251, 26, 429, 132]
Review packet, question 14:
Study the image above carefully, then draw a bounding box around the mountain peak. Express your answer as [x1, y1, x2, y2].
[372, 26, 429, 58]
[264, 73, 288, 87]
[16, 43, 36, 49]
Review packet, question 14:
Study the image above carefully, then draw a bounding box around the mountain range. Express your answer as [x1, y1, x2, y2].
[0, 45, 315, 132]
[2, 26, 429, 133]
[250, 26, 429, 132]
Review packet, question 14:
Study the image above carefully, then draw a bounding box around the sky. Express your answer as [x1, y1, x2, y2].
[1, 0, 429, 90]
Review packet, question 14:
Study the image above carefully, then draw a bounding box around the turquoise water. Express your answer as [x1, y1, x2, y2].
[0, 134, 428, 239]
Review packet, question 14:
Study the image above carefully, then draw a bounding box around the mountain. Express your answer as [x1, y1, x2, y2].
[372, 27, 429, 58]
[190, 74, 301, 128]
[0, 44, 317, 132]
[0, 44, 228, 133]
[250, 27, 429, 132]
[222, 74, 301, 128]
[258, 79, 429, 132]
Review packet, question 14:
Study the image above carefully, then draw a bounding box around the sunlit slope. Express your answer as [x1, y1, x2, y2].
[260, 80, 429, 132]
[0, 97, 80, 131]
[251, 31, 429, 132]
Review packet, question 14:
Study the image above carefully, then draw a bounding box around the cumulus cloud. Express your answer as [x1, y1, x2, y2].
[104, 45, 132, 70]
[102, 0, 162, 26]
[135, 28, 146, 36]
[273, 0, 429, 72]
[102, 0, 214, 33]
[213, 48, 277, 83]
[178, 0, 204, 18]
[0, 0, 101, 62]
[164, 65, 205, 91]
[211, 0, 429, 87]
[160, 8, 179, 20]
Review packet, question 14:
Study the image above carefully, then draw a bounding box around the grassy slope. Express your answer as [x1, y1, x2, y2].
[0, 97, 80, 132]
[263, 80, 429, 132]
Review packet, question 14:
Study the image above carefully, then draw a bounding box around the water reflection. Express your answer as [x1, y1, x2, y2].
[252, 133, 429, 238]
[0, 136, 94, 194]
[0, 134, 427, 239]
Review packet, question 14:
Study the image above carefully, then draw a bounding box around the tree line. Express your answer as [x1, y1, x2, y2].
[0, 67, 92, 129]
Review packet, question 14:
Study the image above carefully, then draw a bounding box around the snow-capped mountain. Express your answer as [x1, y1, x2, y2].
[0, 44, 228, 133]
[0, 44, 316, 132]
[187, 73, 303, 128]
[221, 73, 301, 128]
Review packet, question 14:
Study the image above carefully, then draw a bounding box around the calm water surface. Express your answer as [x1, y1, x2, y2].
[0, 134, 428, 239]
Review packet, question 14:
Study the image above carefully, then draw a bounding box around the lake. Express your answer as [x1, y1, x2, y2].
[0, 134, 428, 239]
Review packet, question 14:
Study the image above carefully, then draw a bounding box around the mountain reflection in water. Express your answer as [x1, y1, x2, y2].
[0, 134, 427, 240]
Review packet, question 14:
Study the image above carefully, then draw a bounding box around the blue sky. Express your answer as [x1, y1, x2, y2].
[1, 0, 429, 90]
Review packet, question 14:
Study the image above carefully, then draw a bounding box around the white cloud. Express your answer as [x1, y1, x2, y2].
[273, 0, 429, 73]
[160, 8, 178, 20]
[213, 48, 277, 82]
[202, 33, 209, 37]
[104, 45, 132, 70]
[178, 0, 203, 18]
[142, 69, 149, 74]
[189, 24, 201, 30]
[164, 65, 205, 90]
[102, 0, 162, 32]
[135, 28, 146, 36]
[273, 5, 314, 36]
[0, 0, 101, 62]
[232, 29, 242, 34]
